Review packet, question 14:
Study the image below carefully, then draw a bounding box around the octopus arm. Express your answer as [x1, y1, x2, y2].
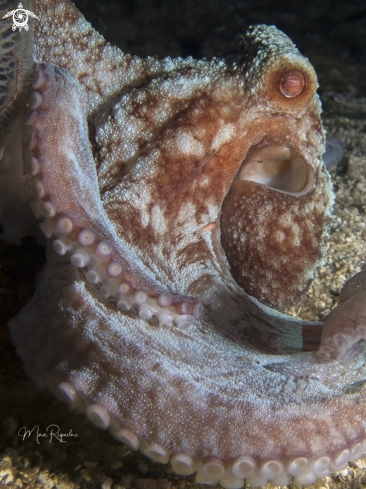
[9, 248, 366, 487]
[0, 0, 37, 243]
[316, 271, 366, 363]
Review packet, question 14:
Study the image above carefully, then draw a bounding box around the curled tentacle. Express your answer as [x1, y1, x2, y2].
[316, 271, 366, 363]
[22, 62, 200, 327]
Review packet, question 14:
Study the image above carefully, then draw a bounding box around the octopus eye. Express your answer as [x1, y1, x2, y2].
[279, 70, 305, 98]
[235, 145, 310, 193]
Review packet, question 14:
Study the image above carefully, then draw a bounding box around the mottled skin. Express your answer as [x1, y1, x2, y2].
[1, 0, 366, 487]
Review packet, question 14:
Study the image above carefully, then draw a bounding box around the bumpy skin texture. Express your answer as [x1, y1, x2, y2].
[2, 0, 366, 487]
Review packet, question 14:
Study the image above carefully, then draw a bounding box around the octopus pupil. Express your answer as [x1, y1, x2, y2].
[279, 70, 305, 98]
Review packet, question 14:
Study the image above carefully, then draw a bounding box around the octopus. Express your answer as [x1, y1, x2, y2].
[1, 0, 366, 487]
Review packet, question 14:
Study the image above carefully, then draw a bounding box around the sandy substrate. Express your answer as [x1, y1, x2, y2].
[1, 0, 366, 488]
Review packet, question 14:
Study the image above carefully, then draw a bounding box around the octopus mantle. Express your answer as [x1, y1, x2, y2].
[1, 0, 366, 488]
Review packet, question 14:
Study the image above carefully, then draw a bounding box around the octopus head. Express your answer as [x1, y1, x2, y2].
[215, 26, 332, 311]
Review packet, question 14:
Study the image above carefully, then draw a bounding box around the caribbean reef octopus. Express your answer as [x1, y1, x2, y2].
[1, 0, 366, 487]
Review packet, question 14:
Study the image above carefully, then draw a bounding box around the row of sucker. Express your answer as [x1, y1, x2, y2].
[315, 271, 366, 363]
[23, 64, 202, 329]
[55, 380, 366, 489]
[316, 319, 366, 363]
